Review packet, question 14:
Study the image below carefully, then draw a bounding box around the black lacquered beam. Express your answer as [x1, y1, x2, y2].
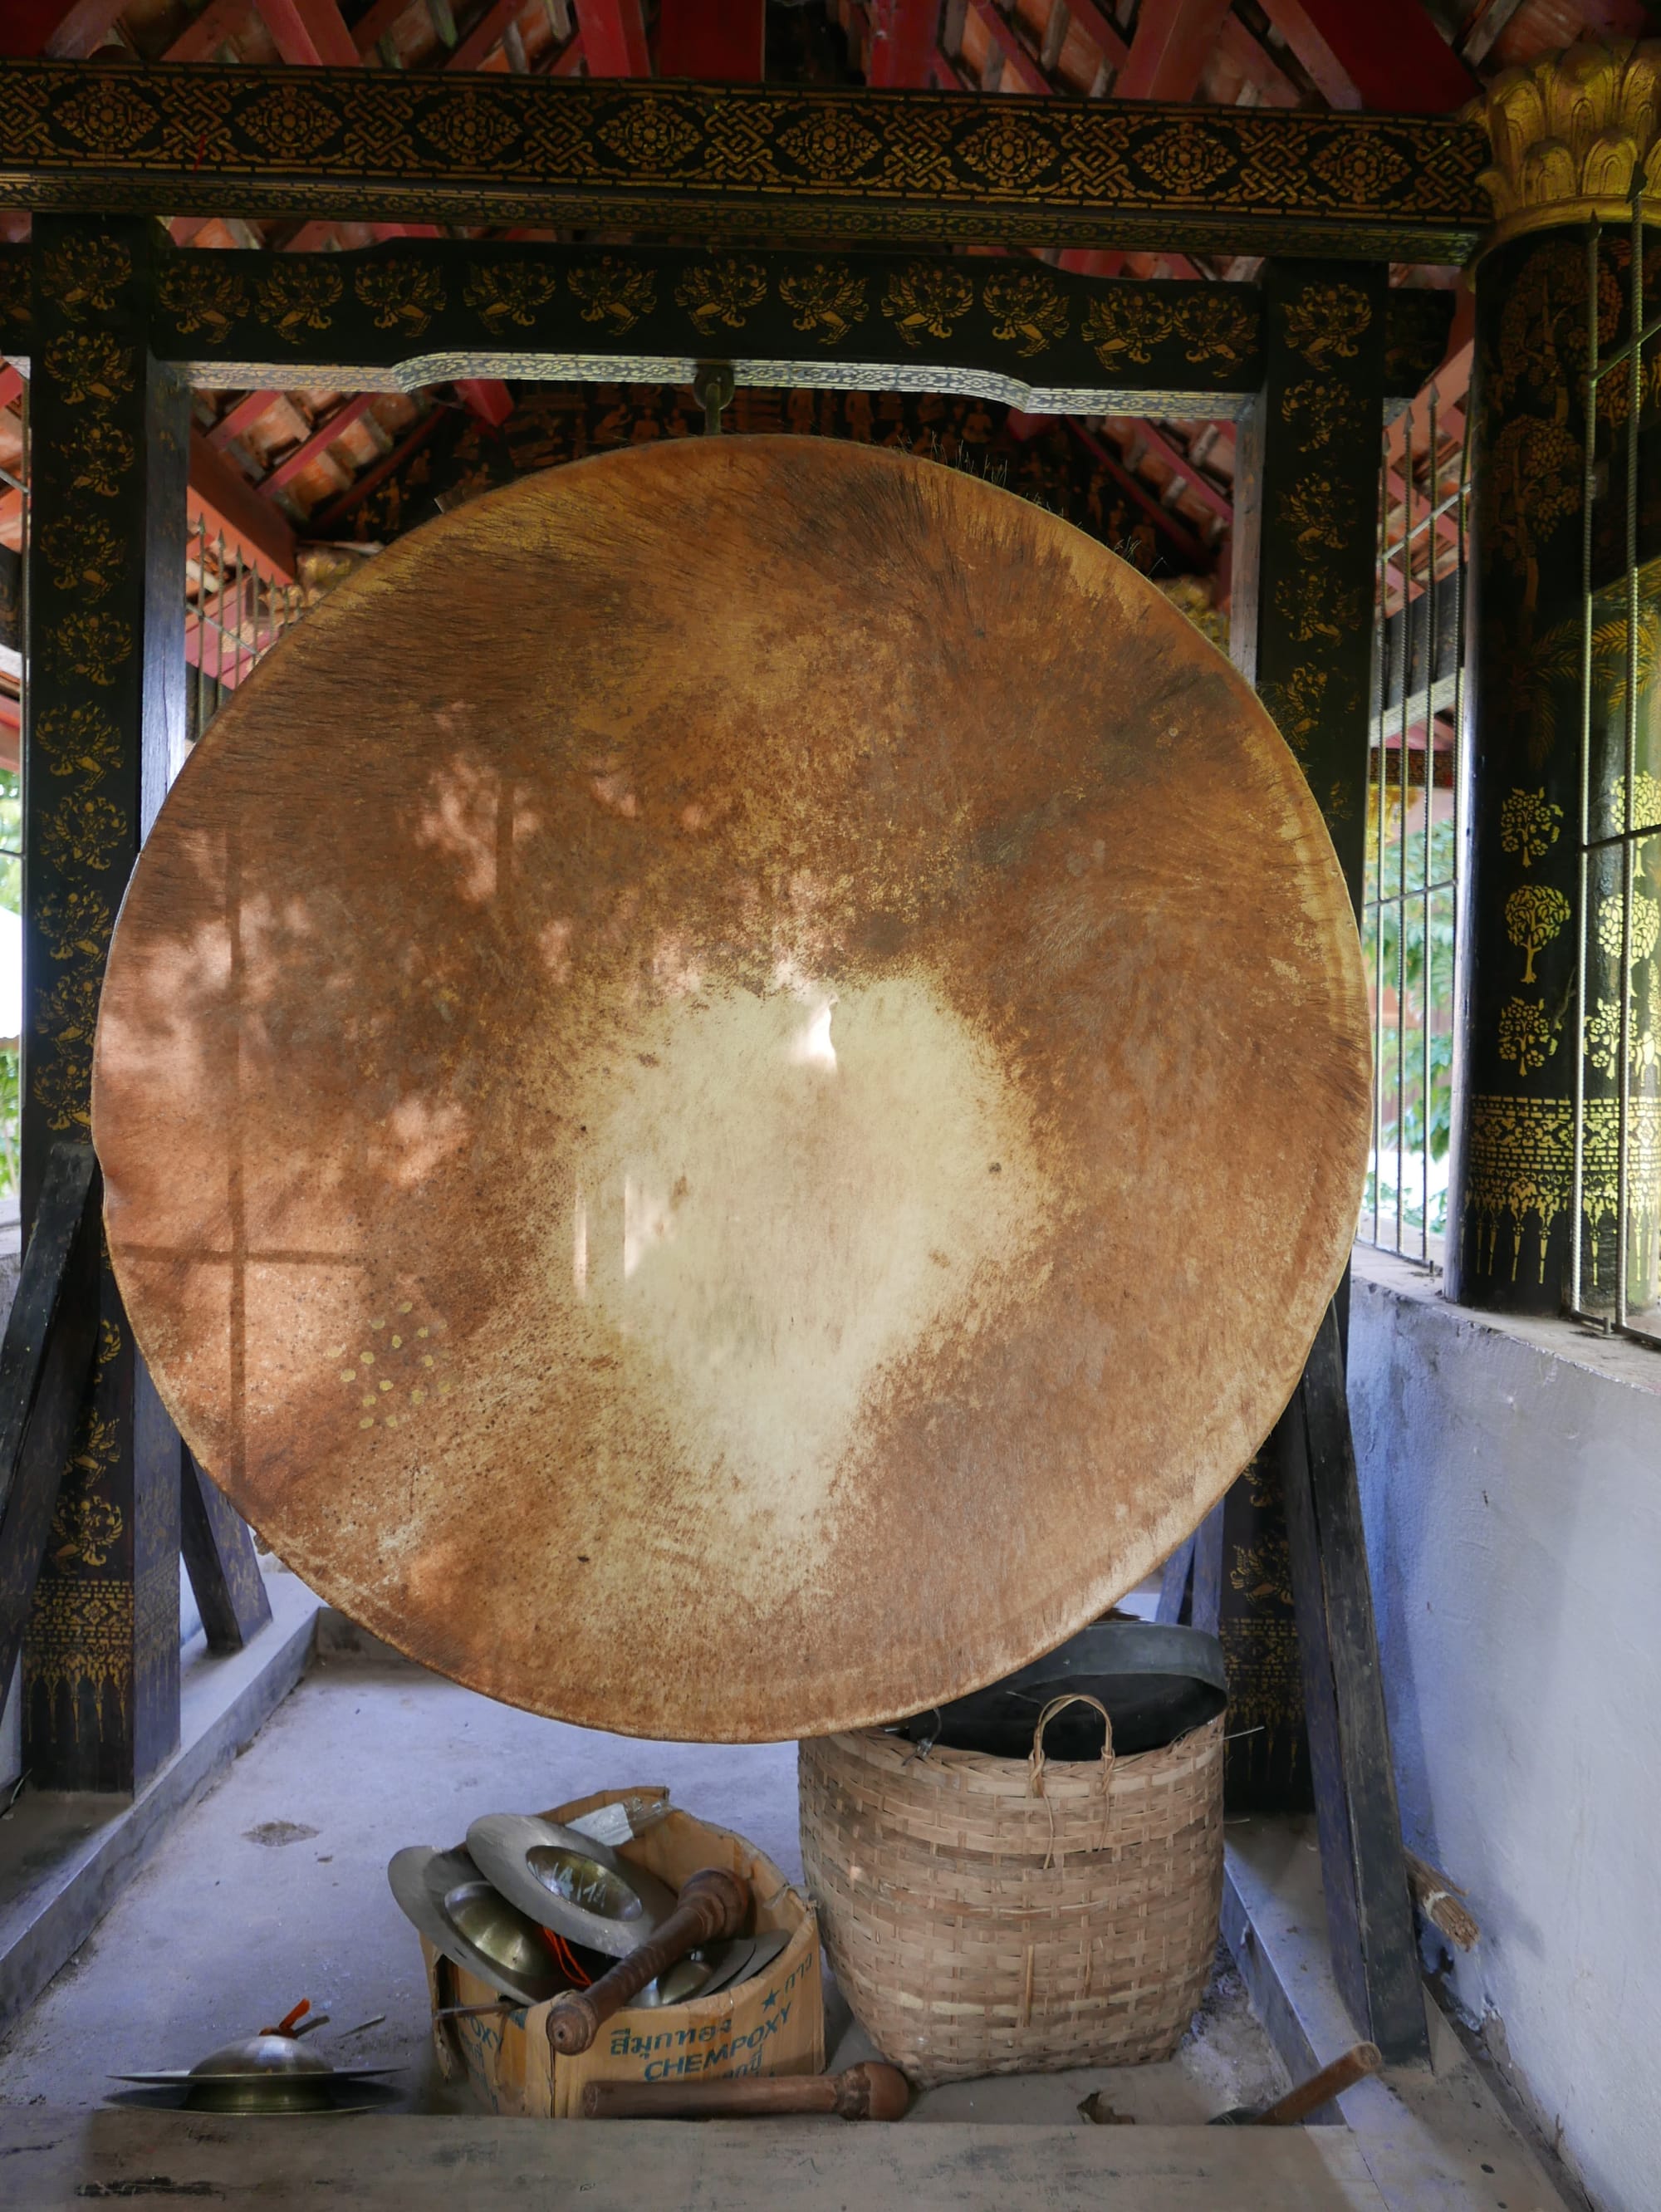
[0, 243, 1453, 418]
[0, 63, 1487, 261]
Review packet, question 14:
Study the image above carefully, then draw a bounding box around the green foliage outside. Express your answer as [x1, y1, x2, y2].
[1365, 808, 1458, 1238]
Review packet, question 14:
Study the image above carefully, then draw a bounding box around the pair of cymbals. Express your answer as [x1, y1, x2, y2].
[112, 2034, 396, 2116]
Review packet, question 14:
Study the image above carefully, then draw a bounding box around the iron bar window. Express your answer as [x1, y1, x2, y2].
[1360, 383, 1470, 1265]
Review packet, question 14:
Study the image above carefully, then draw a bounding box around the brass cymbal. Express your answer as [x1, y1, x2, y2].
[92, 437, 1369, 1740]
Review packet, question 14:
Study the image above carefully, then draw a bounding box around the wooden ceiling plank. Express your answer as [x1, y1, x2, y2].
[658, 0, 766, 80]
[865, 0, 940, 87]
[259, 393, 381, 497]
[964, 0, 1050, 94]
[1257, 0, 1477, 113]
[574, 0, 649, 74]
[353, 0, 417, 52]
[1058, 0, 1129, 69]
[1113, 0, 1235, 102]
[0, 367, 23, 414]
[290, 0, 360, 65]
[1215, 13, 1300, 105]
[163, 0, 257, 62]
[453, 376, 516, 425]
[189, 429, 300, 582]
[253, 0, 331, 66]
[1123, 416, 1232, 522]
[208, 390, 287, 454]
[449, 0, 532, 72]
[1070, 420, 1210, 567]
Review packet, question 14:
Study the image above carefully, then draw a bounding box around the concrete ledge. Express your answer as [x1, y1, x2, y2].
[1224, 1816, 1581, 2212]
[0, 1569, 320, 2039]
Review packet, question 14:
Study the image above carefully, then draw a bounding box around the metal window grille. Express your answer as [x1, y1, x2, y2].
[1361, 384, 1471, 1263]
[1570, 203, 1661, 1343]
[186, 516, 304, 747]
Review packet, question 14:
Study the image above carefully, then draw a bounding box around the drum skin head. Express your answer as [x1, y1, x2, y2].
[92, 436, 1369, 1741]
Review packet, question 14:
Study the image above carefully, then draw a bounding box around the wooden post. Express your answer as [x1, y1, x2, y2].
[22, 215, 188, 1793]
[1269, 1307, 1428, 2064]
[180, 1446, 272, 1654]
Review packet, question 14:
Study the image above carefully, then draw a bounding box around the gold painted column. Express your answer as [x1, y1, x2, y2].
[1450, 42, 1661, 1313]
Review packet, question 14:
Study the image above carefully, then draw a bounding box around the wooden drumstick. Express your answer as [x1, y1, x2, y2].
[546, 1867, 748, 2057]
[582, 2062, 911, 2122]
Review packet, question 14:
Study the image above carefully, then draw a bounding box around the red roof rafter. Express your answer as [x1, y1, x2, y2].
[575, 0, 649, 76]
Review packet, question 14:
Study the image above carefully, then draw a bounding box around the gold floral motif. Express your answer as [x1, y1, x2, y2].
[1580, 1095, 1661, 1289]
[43, 330, 133, 406]
[1595, 887, 1661, 964]
[1169, 291, 1257, 369]
[32, 1048, 91, 1134]
[1259, 664, 1329, 761]
[1273, 570, 1364, 645]
[1310, 133, 1411, 203]
[1500, 784, 1564, 866]
[1487, 414, 1580, 599]
[674, 257, 767, 337]
[239, 76, 341, 160]
[36, 516, 122, 602]
[777, 107, 882, 181]
[40, 790, 126, 872]
[42, 969, 100, 1047]
[37, 884, 113, 964]
[255, 259, 342, 345]
[1505, 883, 1571, 983]
[466, 260, 560, 333]
[1279, 473, 1346, 550]
[1585, 995, 1624, 1077]
[355, 257, 446, 337]
[957, 111, 1059, 190]
[1080, 290, 1171, 368]
[22, 1581, 135, 1704]
[0, 253, 30, 336]
[595, 94, 702, 171]
[1614, 768, 1661, 833]
[982, 269, 1069, 358]
[157, 256, 248, 343]
[778, 262, 867, 347]
[1281, 377, 1358, 450]
[53, 1471, 123, 1571]
[1281, 282, 1371, 366]
[41, 230, 130, 322]
[419, 86, 517, 167]
[1464, 1092, 1574, 1282]
[1498, 994, 1558, 1073]
[51, 74, 157, 159]
[51, 609, 131, 688]
[36, 701, 121, 782]
[883, 264, 973, 349]
[64, 414, 136, 498]
[1135, 121, 1235, 199]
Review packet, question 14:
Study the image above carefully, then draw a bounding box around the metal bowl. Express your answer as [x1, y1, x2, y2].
[896, 1618, 1227, 1761]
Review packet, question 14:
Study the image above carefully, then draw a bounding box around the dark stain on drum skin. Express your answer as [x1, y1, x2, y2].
[95, 435, 1370, 1743]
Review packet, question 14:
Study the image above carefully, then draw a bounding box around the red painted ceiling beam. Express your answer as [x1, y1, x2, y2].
[0, 366, 24, 414]
[449, 0, 531, 73]
[260, 392, 380, 498]
[287, 0, 359, 66]
[865, 0, 938, 88]
[1059, 0, 1129, 70]
[453, 377, 515, 427]
[1113, 0, 1235, 102]
[1069, 422, 1210, 571]
[189, 429, 300, 581]
[576, 0, 650, 76]
[0, 0, 128, 58]
[312, 410, 444, 530]
[351, 0, 412, 54]
[164, 0, 254, 62]
[965, 0, 1048, 94]
[658, 0, 765, 80]
[1119, 417, 1232, 524]
[1257, 0, 1477, 113]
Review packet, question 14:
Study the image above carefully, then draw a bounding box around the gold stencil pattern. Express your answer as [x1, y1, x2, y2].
[330, 1304, 450, 1434]
[355, 257, 445, 336]
[42, 228, 130, 321]
[778, 261, 868, 347]
[1498, 994, 1557, 1074]
[467, 258, 561, 331]
[1281, 282, 1371, 365]
[1505, 882, 1570, 983]
[882, 264, 974, 348]
[674, 257, 767, 336]
[255, 257, 342, 343]
[155, 255, 247, 341]
[1465, 1092, 1575, 1281]
[982, 268, 1069, 357]
[1499, 784, 1563, 866]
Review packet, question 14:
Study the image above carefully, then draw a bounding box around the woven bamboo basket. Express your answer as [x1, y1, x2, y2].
[798, 1693, 1224, 2086]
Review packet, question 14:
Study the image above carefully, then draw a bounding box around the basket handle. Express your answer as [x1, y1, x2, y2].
[1026, 1693, 1115, 1799]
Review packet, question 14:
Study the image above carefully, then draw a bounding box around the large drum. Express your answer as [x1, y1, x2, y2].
[92, 438, 1369, 1740]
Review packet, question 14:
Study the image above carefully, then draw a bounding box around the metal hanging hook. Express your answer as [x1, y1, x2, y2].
[693, 360, 736, 436]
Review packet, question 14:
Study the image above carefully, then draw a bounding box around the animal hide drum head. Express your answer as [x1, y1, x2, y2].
[91, 437, 1370, 1741]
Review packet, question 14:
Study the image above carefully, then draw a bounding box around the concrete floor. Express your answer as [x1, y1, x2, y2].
[0, 1587, 1287, 2126]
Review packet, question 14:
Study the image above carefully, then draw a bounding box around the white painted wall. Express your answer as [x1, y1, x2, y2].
[1350, 1249, 1661, 2212]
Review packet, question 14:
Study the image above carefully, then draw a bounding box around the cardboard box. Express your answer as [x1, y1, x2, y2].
[421, 1785, 823, 2119]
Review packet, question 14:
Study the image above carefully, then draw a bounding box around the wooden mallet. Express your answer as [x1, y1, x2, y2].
[545, 1867, 748, 2057]
[582, 2062, 911, 2122]
[1209, 2041, 1382, 2126]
